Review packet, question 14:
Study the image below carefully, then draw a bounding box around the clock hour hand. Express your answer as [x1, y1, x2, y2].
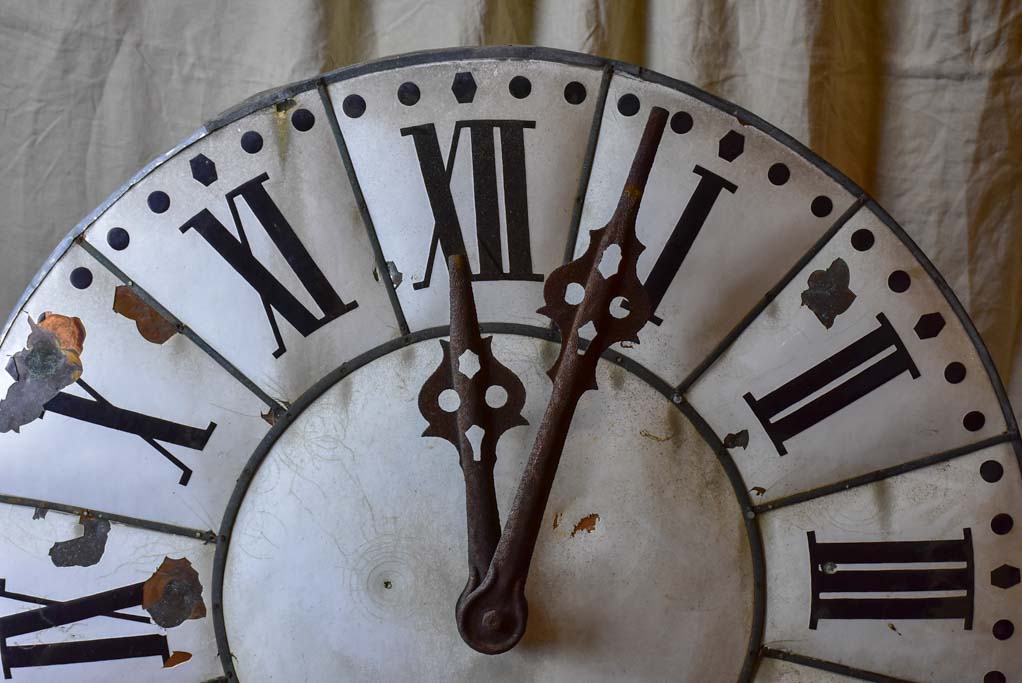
[418, 254, 528, 610]
[457, 106, 667, 654]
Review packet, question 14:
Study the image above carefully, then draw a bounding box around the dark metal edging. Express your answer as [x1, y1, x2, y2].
[317, 82, 411, 336]
[0, 128, 208, 344]
[762, 648, 917, 683]
[0, 492, 215, 542]
[561, 64, 613, 267]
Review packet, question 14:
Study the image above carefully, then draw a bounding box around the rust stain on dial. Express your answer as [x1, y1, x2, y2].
[164, 651, 193, 668]
[143, 557, 207, 628]
[113, 286, 178, 344]
[570, 513, 600, 537]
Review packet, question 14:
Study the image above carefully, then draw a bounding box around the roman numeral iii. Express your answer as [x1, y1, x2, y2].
[807, 529, 974, 629]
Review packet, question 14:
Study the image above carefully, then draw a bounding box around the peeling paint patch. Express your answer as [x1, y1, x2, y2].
[32, 507, 47, 520]
[49, 515, 110, 567]
[639, 429, 670, 443]
[552, 512, 562, 529]
[570, 513, 600, 537]
[801, 257, 856, 329]
[750, 486, 767, 497]
[387, 261, 403, 289]
[0, 314, 85, 433]
[887, 623, 902, 636]
[143, 557, 207, 628]
[274, 98, 297, 113]
[164, 651, 193, 668]
[113, 286, 178, 344]
[723, 430, 749, 449]
[261, 409, 277, 426]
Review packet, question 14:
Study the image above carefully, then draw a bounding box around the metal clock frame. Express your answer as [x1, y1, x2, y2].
[2, 46, 1017, 683]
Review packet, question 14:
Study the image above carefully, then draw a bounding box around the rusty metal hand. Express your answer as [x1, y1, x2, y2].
[456, 106, 668, 654]
[419, 254, 528, 617]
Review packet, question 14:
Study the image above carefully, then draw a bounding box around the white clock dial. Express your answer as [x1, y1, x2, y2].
[0, 47, 1016, 682]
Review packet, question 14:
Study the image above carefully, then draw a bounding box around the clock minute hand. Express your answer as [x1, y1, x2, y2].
[418, 254, 528, 613]
[457, 106, 668, 655]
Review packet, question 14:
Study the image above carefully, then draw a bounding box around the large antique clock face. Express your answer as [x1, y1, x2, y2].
[0, 47, 1018, 683]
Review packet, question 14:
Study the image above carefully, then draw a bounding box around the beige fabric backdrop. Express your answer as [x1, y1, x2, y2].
[1, 0, 1020, 405]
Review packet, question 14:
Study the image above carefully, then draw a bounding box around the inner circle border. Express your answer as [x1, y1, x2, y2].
[210, 322, 767, 683]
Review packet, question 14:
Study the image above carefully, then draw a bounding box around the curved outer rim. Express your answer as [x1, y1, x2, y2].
[1, 46, 1018, 682]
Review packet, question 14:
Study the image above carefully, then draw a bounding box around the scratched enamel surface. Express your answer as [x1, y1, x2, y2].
[223, 335, 753, 682]
[328, 59, 603, 332]
[687, 207, 1006, 505]
[0, 503, 218, 682]
[574, 71, 857, 387]
[758, 445, 1022, 682]
[754, 658, 859, 682]
[84, 88, 401, 403]
[0, 245, 268, 530]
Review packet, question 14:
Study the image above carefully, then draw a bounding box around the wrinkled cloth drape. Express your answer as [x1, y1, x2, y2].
[1, 0, 1020, 405]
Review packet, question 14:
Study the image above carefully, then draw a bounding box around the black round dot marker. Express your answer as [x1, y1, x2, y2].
[888, 270, 911, 293]
[343, 94, 366, 118]
[147, 191, 170, 214]
[964, 411, 986, 432]
[291, 108, 315, 131]
[992, 513, 1014, 535]
[993, 619, 1014, 640]
[617, 93, 640, 117]
[851, 228, 875, 251]
[563, 81, 586, 104]
[984, 672, 1006, 683]
[509, 76, 531, 99]
[811, 195, 833, 217]
[106, 227, 130, 251]
[70, 267, 93, 290]
[670, 111, 693, 134]
[944, 362, 966, 384]
[981, 459, 1004, 483]
[397, 82, 420, 106]
[241, 131, 263, 154]
[768, 163, 790, 186]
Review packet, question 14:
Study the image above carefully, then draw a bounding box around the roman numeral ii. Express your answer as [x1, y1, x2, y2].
[744, 313, 919, 455]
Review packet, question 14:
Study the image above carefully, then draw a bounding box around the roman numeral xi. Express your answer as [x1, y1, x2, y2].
[180, 173, 357, 358]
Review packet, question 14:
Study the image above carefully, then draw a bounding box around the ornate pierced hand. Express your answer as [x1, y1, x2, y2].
[455, 106, 668, 654]
[418, 254, 528, 615]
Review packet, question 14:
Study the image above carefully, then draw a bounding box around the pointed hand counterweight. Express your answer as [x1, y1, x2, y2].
[418, 254, 528, 618]
[456, 106, 668, 654]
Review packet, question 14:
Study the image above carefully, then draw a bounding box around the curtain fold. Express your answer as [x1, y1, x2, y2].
[1, 0, 1019, 404]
